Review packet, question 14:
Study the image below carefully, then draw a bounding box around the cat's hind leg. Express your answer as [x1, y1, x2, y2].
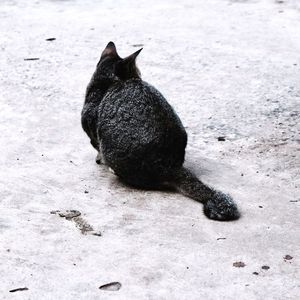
[95, 141, 105, 165]
[90, 140, 103, 164]
[95, 152, 102, 165]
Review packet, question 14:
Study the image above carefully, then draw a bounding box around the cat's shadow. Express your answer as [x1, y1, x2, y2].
[104, 151, 234, 195]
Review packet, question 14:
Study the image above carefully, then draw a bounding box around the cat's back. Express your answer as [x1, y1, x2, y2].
[98, 78, 185, 136]
[98, 78, 187, 180]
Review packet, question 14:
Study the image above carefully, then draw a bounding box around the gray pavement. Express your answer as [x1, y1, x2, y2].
[0, 0, 299, 299]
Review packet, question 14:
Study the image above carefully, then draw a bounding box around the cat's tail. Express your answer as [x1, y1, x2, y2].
[169, 167, 240, 221]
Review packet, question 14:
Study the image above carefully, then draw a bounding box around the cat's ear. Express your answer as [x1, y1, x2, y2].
[122, 48, 143, 64]
[115, 48, 142, 79]
[101, 41, 120, 59]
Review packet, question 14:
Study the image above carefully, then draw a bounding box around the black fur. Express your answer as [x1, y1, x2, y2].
[81, 42, 240, 221]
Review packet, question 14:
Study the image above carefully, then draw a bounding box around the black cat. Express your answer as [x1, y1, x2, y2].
[81, 42, 240, 221]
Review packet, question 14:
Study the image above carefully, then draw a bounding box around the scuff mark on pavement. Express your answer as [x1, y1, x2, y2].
[51, 210, 101, 236]
[9, 287, 29, 293]
[99, 282, 122, 291]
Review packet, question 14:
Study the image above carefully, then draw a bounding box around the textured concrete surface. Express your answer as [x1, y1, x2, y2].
[0, 0, 299, 299]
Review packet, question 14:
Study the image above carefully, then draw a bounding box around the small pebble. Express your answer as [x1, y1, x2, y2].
[261, 265, 270, 270]
[233, 261, 246, 268]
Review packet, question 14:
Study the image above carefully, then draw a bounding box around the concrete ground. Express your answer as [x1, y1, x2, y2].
[0, 0, 299, 299]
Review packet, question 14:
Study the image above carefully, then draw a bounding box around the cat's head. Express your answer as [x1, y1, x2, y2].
[96, 41, 142, 81]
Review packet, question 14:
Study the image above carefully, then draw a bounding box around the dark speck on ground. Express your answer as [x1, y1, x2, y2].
[233, 261, 246, 268]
